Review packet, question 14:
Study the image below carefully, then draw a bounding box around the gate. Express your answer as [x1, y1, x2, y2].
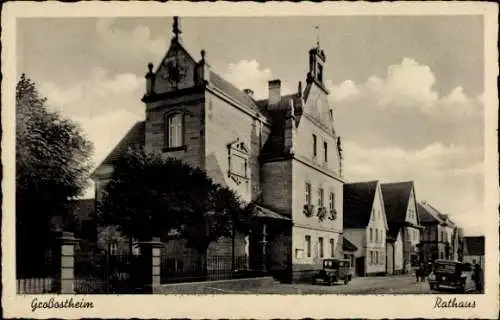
[74, 241, 139, 294]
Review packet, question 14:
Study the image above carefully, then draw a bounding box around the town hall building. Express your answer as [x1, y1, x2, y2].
[92, 17, 345, 281]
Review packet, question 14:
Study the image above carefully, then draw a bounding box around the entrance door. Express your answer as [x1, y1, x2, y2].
[355, 257, 365, 276]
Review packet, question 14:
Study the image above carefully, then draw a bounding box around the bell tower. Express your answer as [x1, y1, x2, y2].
[306, 26, 328, 93]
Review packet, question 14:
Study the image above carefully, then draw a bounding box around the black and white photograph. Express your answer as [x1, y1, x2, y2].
[2, 2, 498, 319]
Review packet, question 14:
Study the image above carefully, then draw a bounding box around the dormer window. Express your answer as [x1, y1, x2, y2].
[164, 112, 185, 151]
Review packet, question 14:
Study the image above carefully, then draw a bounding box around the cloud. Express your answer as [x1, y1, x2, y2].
[39, 68, 145, 172]
[221, 59, 292, 99]
[95, 19, 167, 72]
[40, 68, 144, 117]
[327, 58, 484, 151]
[327, 80, 360, 103]
[342, 139, 484, 235]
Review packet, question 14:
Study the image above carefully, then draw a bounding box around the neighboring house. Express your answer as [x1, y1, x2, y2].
[91, 17, 344, 282]
[381, 181, 422, 274]
[452, 227, 465, 261]
[342, 237, 358, 277]
[343, 181, 388, 276]
[68, 198, 97, 240]
[463, 236, 485, 269]
[436, 212, 458, 260]
[417, 201, 454, 262]
[386, 229, 404, 275]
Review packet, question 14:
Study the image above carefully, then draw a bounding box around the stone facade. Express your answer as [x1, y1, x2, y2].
[92, 17, 344, 280]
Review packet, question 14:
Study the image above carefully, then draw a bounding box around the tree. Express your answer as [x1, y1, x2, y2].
[98, 148, 251, 273]
[16, 74, 93, 272]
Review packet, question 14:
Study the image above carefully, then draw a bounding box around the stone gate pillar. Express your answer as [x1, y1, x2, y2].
[51, 231, 79, 294]
[138, 237, 163, 294]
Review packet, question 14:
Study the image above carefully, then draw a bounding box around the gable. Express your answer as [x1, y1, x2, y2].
[368, 184, 388, 230]
[404, 188, 419, 225]
[154, 41, 197, 94]
[303, 84, 335, 134]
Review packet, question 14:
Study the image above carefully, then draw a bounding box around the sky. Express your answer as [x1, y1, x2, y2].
[17, 16, 486, 235]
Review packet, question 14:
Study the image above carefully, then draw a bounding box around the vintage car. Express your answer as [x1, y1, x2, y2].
[428, 260, 475, 293]
[312, 259, 352, 285]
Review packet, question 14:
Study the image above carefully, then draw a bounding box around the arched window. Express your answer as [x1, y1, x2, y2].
[165, 113, 183, 149]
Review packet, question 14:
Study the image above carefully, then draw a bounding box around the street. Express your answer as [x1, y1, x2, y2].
[201, 274, 480, 294]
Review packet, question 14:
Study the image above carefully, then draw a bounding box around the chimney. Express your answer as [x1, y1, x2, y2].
[268, 79, 281, 106]
[243, 88, 254, 99]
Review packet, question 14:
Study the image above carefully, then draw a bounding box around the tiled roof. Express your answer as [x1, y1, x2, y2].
[69, 198, 95, 221]
[252, 204, 291, 221]
[380, 182, 414, 239]
[258, 94, 299, 161]
[464, 236, 485, 256]
[343, 237, 358, 252]
[380, 182, 414, 223]
[343, 181, 378, 229]
[99, 121, 145, 167]
[209, 71, 270, 118]
[417, 202, 445, 224]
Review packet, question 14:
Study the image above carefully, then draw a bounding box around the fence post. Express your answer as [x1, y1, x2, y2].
[138, 237, 163, 294]
[51, 231, 79, 294]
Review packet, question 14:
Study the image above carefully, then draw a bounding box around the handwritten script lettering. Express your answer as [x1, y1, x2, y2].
[434, 297, 476, 309]
[31, 297, 94, 312]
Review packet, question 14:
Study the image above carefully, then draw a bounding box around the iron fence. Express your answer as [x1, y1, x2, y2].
[161, 254, 263, 283]
[74, 243, 140, 294]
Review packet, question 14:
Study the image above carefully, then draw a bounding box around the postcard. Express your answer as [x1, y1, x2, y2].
[2, 1, 498, 318]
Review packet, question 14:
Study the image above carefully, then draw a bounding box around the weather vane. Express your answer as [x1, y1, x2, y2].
[315, 25, 320, 48]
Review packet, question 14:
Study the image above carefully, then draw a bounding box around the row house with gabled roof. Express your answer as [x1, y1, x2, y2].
[343, 181, 388, 276]
[381, 181, 423, 274]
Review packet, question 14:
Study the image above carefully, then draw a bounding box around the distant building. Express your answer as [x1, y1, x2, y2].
[417, 201, 457, 262]
[343, 181, 388, 276]
[463, 236, 485, 269]
[92, 17, 344, 281]
[381, 182, 422, 274]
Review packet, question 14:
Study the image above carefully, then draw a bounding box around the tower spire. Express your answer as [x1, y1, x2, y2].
[173, 16, 182, 41]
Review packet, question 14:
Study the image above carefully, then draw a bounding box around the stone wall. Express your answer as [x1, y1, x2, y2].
[145, 92, 205, 169]
[204, 91, 270, 203]
[260, 160, 293, 214]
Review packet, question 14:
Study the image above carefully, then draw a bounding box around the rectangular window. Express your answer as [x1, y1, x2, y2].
[305, 236, 311, 257]
[330, 238, 335, 257]
[110, 243, 118, 256]
[318, 188, 324, 207]
[312, 134, 317, 157]
[369, 228, 373, 243]
[166, 113, 183, 148]
[375, 251, 379, 265]
[329, 192, 335, 212]
[375, 229, 378, 243]
[319, 237, 324, 258]
[369, 251, 373, 265]
[324, 141, 328, 162]
[305, 182, 311, 205]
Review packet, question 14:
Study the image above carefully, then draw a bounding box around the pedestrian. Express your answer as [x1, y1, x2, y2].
[420, 262, 426, 282]
[472, 259, 483, 292]
[415, 262, 422, 282]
